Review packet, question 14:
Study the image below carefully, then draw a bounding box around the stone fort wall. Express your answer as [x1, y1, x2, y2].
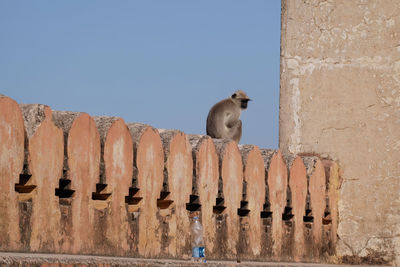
[0, 95, 339, 265]
[1, 0, 399, 265]
[280, 0, 400, 265]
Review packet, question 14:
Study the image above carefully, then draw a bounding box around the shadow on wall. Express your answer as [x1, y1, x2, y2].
[0, 95, 340, 263]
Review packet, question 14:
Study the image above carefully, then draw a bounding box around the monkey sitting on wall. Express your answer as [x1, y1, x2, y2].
[206, 90, 251, 143]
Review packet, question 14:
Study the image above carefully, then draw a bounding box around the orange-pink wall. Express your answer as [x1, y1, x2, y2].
[0, 95, 340, 263]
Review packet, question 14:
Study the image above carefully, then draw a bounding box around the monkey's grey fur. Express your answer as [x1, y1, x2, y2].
[206, 90, 251, 143]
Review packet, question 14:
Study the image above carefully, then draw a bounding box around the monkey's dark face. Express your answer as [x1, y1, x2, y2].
[231, 90, 251, 109]
[240, 99, 250, 109]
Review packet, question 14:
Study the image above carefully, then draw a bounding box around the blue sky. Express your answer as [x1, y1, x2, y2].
[0, 1, 281, 148]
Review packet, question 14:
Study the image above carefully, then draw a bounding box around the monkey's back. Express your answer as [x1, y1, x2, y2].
[206, 98, 238, 140]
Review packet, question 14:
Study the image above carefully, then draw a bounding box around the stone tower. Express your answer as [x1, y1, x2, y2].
[280, 0, 400, 264]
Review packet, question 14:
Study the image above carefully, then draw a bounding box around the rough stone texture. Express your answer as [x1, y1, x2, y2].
[93, 116, 120, 185]
[0, 96, 24, 251]
[20, 104, 64, 252]
[52, 111, 84, 177]
[19, 104, 47, 139]
[160, 130, 193, 258]
[259, 149, 276, 171]
[280, 0, 400, 264]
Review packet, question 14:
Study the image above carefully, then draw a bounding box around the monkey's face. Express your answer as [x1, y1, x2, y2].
[231, 90, 251, 109]
[240, 99, 250, 109]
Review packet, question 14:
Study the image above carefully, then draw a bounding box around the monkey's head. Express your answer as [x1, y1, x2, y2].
[231, 90, 251, 110]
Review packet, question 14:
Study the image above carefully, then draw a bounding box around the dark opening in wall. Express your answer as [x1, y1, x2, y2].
[157, 181, 173, 209]
[282, 186, 294, 221]
[15, 166, 35, 194]
[213, 177, 226, 214]
[323, 196, 332, 225]
[125, 173, 143, 207]
[92, 183, 111, 201]
[261, 181, 272, 219]
[186, 194, 201, 212]
[303, 193, 314, 223]
[55, 170, 75, 200]
[238, 181, 250, 217]
[15, 150, 36, 195]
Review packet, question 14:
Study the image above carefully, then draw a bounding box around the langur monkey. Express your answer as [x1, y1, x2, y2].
[206, 90, 251, 143]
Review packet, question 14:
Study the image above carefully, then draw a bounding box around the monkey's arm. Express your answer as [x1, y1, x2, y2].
[225, 111, 240, 129]
[227, 120, 242, 143]
[226, 119, 240, 129]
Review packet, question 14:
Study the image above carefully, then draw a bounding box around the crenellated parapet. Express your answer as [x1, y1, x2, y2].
[0, 95, 340, 264]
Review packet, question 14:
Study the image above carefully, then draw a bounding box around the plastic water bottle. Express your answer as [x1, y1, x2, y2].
[191, 216, 206, 262]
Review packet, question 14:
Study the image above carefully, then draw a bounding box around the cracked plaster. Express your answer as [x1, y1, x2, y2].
[280, 0, 400, 265]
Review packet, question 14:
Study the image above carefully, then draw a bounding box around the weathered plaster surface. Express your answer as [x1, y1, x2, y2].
[280, 0, 400, 264]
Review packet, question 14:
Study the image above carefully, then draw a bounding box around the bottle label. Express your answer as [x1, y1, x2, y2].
[192, 247, 205, 258]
